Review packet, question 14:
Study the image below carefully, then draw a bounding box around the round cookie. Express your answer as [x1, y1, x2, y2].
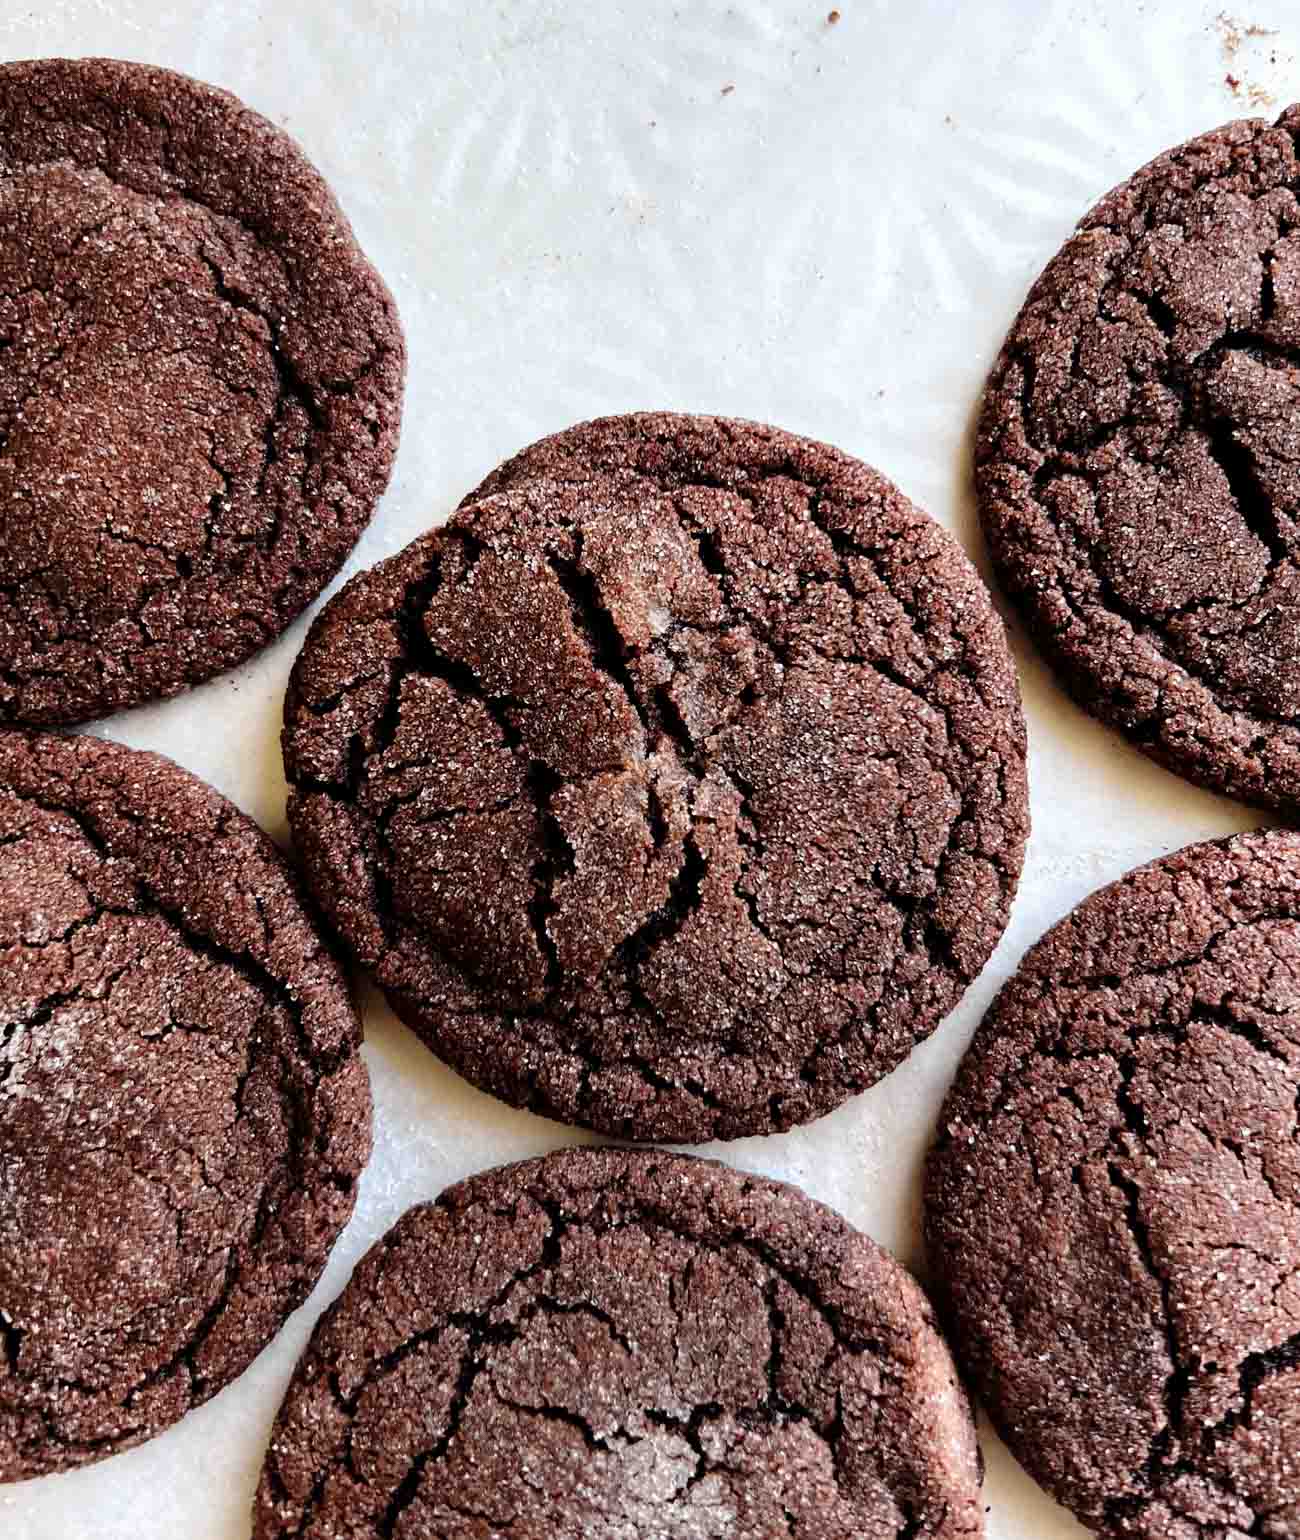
[283, 412, 1029, 1142]
[253, 1146, 984, 1540]
[0, 58, 404, 725]
[925, 829, 1300, 1538]
[980, 104, 1300, 815]
[0, 729, 370, 1481]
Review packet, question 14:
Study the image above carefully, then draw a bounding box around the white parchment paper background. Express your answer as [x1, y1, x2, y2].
[3, 1, 1297, 1535]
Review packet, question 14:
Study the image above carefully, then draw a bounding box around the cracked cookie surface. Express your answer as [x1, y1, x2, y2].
[925, 830, 1300, 1539]
[980, 104, 1300, 815]
[253, 1146, 984, 1540]
[283, 412, 1029, 1142]
[0, 729, 371, 1481]
[0, 57, 404, 725]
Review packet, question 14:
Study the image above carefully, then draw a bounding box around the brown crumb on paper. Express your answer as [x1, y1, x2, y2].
[827, 8, 842, 22]
[1217, 12, 1279, 51]
[1215, 13, 1283, 107]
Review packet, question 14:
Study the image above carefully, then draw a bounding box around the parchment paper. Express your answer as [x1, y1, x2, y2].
[4, 2, 1295, 1535]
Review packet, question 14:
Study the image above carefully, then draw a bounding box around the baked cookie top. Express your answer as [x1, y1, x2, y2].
[0, 57, 404, 724]
[284, 412, 1028, 1142]
[255, 1146, 984, 1540]
[927, 829, 1300, 1538]
[980, 104, 1300, 814]
[0, 728, 370, 1480]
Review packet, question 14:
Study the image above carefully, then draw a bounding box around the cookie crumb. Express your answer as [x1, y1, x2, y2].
[1214, 11, 1283, 104]
[1217, 10, 1242, 51]
[827, 8, 842, 22]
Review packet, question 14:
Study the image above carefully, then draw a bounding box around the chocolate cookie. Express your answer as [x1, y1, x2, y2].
[0, 729, 370, 1481]
[0, 58, 404, 725]
[254, 1146, 984, 1539]
[284, 412, 1029, 1142]
[925, 830, 1300, 1538]
[979, 105, 1300, 815]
